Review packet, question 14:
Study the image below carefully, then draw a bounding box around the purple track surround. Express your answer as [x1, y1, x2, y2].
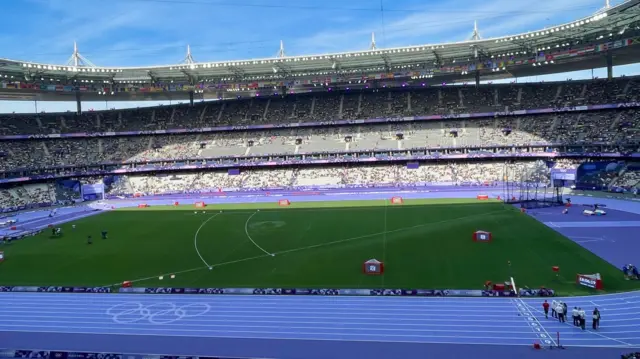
[1, 186, 640, 359]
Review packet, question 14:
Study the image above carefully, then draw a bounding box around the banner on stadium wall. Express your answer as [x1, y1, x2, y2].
[116, 287, 554, 297]
[550, 168, 577, 180]
[0, 350, 247, 359]
[81, 183, 105, 201]
[0, 285, 553, 296]
[0, 286, 111, 293]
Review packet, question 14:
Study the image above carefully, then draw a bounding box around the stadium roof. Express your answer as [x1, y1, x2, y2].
[0, 0, 640, 97]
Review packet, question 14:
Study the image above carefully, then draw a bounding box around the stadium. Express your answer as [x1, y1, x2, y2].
[1, 0, 640, 358]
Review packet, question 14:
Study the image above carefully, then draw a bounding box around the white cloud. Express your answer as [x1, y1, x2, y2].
[289, 0, 606, 54]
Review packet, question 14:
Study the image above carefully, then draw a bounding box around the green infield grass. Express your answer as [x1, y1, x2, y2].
[0, 198, 638, 296]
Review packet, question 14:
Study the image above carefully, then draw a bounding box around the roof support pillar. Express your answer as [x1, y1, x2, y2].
[475, 70, 480, 87]
[189, 91, 194, 107]
[75, 92, 82, 115]
[606, 52, 613, 80]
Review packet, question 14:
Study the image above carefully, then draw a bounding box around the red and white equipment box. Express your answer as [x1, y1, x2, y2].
[473, 230, 492, 242]
[363, 259, 384, 275]
[477, 194, 489, 200]
[194, 201, 206, 208]
[278, 199, 291, 206]
[577, 273, 603, 290]
[390, 196, 404, 205]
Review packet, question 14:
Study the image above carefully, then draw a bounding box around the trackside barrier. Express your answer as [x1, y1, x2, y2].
[0, 285, 555, 297]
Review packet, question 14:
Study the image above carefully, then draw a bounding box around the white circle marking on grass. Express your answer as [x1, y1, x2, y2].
[116, 209, 503, 287]
[193, 212, 222, 268]
[244, 211, 275, 257]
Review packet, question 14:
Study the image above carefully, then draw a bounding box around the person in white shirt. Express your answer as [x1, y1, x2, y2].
[578, 308, 586, 330]
[572, 307, 579, 326]
[556, 302, 565, 323]
[551, 300, 558, 318]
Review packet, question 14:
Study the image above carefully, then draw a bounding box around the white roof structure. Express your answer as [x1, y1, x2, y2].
[0, 0, 638, 96]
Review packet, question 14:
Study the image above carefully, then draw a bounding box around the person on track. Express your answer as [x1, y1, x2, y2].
[556, 301, 566, 323]
[579, 308, 586, 330]
[551, 299, 558, 318]
[572, 307, 579, 326]
[542, 300, 550, 319]
[592, 308, 600, 330]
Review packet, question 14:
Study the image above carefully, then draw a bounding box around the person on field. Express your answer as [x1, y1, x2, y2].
[542, 300, 550, 319]
[87, 235, 92, 245]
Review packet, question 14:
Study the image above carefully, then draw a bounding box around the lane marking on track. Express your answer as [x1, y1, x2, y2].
[522, 301, 634, 346]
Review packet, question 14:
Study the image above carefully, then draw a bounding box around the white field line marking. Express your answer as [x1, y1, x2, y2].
[244, 211, 274, 257]
[382, 199, 388, 288]
[522, 301, 633, 346]
[272, 209, 506, 257]
[193, 213, 221, 268]
[113, 209, 506, 286]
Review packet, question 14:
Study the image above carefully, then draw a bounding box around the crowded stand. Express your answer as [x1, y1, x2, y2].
[1, 77, 640, 136]
[0, 161, 554, 208]
[0, 108, 639, 171]
[0, 77, 639, 210]
[4, 156, 632, 211]
[102, 161, 551, 196]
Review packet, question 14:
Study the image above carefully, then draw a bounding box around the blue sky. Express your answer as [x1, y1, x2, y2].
[1, 0, 639, 113]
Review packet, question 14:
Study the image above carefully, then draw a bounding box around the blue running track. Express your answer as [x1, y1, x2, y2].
[0, 291, 639, 359]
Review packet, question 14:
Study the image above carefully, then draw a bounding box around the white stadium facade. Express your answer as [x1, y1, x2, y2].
[0, 0, 639, 111]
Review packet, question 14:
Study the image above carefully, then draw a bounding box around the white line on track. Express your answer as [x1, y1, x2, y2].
[0, 305, 523, 314]
[522, 301, 634, 346]
[0, 329, 635, 349]
[244, 211, 274, 257]
[193, 213, 221, 268]
[512, 298, 557, 347]
[0, 330, 635, 350]
[0, 316, 539, 328]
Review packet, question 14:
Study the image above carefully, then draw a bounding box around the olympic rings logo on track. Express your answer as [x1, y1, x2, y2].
[106, 302, 211, 324]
